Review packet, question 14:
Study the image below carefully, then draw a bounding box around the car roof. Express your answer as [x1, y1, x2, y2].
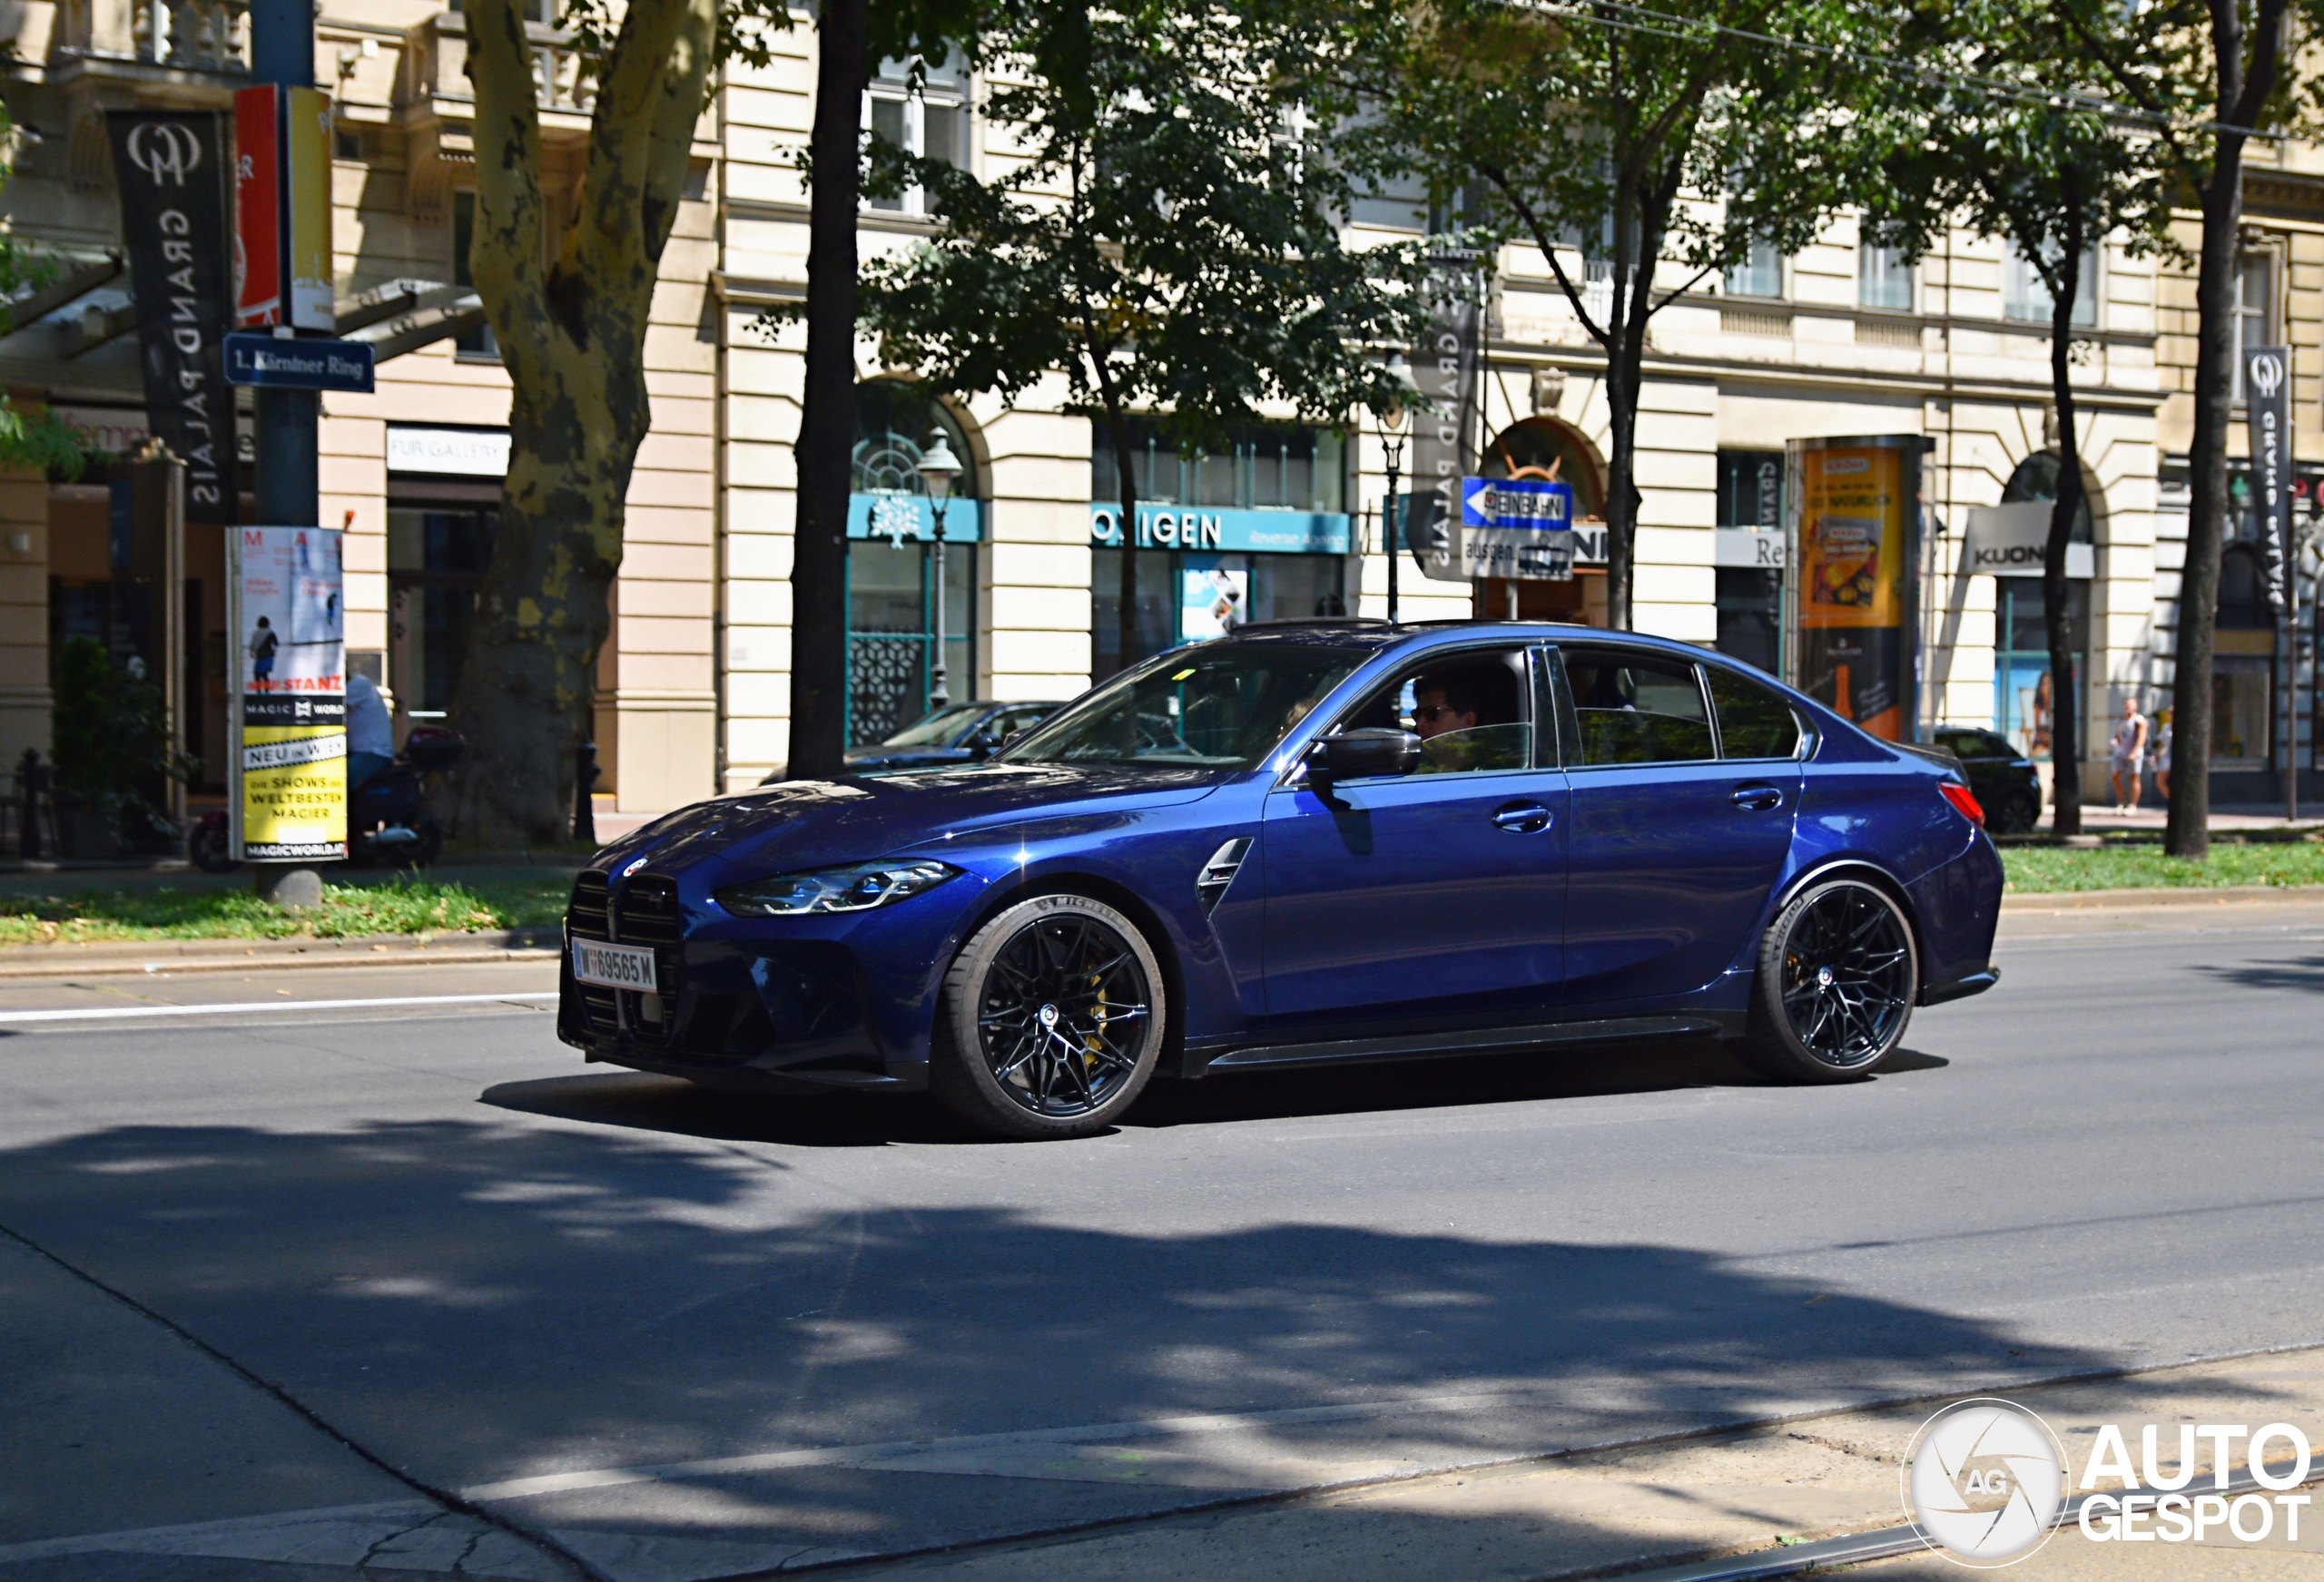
[1211, 619, 1746, 668]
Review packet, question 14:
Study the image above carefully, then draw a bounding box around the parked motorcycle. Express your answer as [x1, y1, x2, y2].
[191, 727, 465, 873]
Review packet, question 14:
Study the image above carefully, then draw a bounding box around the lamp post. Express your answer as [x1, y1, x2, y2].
[916, 435, 964, 712]
[1378, 353, 1422, 624]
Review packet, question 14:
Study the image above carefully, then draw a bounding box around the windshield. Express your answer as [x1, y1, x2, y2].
[877, 703, 987, 749]
[1001, 645, 1367, 769]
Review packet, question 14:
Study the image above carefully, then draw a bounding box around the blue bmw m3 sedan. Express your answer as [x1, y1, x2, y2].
[560, 621, 2003, 1139]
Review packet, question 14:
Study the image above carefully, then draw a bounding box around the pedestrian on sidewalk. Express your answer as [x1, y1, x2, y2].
[2110, 695, 2148, 812]
[2152, 707, 2172, 805]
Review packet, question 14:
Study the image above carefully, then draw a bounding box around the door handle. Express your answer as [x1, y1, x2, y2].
[1731, 784, 1785, 811]
[1492, 801, 1554, 833]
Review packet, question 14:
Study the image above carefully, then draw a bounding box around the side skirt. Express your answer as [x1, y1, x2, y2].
[1197, 1013, 1737, 1076]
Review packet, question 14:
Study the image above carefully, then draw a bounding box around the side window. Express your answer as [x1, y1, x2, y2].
[1707, 666, 1805, 760]
[994, 707, 1048, 740]
[1334, 648, 1534, 776]
[1562, 649, 1716, 765]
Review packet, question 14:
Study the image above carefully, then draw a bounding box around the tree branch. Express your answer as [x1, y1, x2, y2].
[462, 0, 550, 381]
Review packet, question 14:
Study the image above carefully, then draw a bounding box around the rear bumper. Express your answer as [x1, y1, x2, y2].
[1919, 965, 2000, 1007]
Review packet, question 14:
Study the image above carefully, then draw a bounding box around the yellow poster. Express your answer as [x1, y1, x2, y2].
[1798, 447, 1905, 629]
[285, 86, 333, 331]
[1793, 442, 1914, 741]
[242, 725, 347, 858]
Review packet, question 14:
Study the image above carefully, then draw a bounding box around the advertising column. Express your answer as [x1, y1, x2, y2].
[1786, 437, 1925, 741]
[230, 526, 347, 860]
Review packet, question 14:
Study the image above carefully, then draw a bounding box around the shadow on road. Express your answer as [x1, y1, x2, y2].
[2190, 952, 2324, 994]
[480, 1039, 1950, 1146]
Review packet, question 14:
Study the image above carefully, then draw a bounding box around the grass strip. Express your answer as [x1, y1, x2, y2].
[2002, 841, 2324, 892]
[0, 874, 572, 944]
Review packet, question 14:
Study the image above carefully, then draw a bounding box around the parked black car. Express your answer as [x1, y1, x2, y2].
[1932, 728, 2043, 833]
[761, 700, 1064, 783]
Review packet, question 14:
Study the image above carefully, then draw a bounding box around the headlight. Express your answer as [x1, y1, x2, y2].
[714, 860, 961, 917]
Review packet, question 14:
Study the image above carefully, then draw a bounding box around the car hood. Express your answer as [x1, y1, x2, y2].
[597, 762, 1227, 880]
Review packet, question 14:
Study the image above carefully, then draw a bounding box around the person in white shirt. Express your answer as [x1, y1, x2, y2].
[345, 671, 395, 792]
[2109, 696, 2148, 813]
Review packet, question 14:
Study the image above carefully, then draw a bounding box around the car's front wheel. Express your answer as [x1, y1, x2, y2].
[931, 892, 1167, 1139]
[1733, 877, 1918, 1083]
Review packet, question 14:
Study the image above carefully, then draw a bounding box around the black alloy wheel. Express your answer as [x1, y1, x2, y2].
[1734, 877, 1918, 1083]
[933, 893, 1167, 1139]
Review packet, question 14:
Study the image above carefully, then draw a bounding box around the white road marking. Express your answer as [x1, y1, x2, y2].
[0, 992, 558, 1023]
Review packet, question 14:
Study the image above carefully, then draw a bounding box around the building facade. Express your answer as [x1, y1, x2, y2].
[1, 7, 2311, 820]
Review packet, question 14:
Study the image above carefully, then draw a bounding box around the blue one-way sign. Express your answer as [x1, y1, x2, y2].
[223, 333, 377, 393]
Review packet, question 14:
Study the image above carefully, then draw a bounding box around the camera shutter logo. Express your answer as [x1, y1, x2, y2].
[2251, 352, 2287, 401]
[125, 121, 202, 186]
[1902, 1399, 2068, 1567]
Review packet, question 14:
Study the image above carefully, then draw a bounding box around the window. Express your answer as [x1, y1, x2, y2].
[1332, 649, 1535, 776]
[1859, 245, 1913, 311]
[2003, 238, 2098, 328]
[2232, 251, 2275, 401]
[1003, 644, 1370, 769]
[1725, 239, 1782, 299]
[1090, 419, 1346, 514]
[865, 54, 967, 217]
[1707, 665, 1803, 759]
[1560, 649, 1715, 765]
[451, 192, 498, 360]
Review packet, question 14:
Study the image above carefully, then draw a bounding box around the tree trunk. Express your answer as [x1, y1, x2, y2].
[1104, 407, 1141, 681]
[1602, 354, 1639, 632]
[2170, 168, 2237, 859]
[2043, 209, 2084, 835]
[790, 0, 871, 780]
[453, 0, 716, 846]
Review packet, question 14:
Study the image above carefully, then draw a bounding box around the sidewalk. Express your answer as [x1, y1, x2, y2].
[848, 1347, 2324, 1582]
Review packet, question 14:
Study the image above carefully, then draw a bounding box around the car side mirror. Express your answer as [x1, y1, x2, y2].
[1307, 728, 1423, 797]
[966, 731, 1000, 762]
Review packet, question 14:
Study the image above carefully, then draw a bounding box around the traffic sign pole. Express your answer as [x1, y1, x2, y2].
[248, 0, 320, 535]
[244, 0, 331, 909]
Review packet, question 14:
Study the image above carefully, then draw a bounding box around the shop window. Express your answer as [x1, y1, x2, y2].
[2213, 545, 2275, 765]
[848, 379, 979, 742]
[1993, 581, 2089, 762]
[1090, 419, 1346, 515]
[1091, 549, 1347, 676]
[1715, 449, 1783, 675]
[2003, 238, 2098, 328]
[451, 192, 498, 361]
[388, 505, 497, 724]
[865, 54, 967, 217]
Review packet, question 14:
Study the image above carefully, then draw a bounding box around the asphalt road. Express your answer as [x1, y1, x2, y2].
[2, 901, 2321, 1581]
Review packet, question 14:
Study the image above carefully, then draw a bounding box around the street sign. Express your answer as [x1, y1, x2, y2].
[223, 333, 376, 392]
[1458, 477, 1577, 581]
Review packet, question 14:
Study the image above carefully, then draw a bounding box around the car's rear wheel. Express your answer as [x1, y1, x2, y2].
[1987, 790, 2038, 835]
[931, 892, 1167, 1139]
[1733, 877, 1917, 1083]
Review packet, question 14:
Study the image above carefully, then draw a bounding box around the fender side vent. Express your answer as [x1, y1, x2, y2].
[1196, 838, 1253, 916]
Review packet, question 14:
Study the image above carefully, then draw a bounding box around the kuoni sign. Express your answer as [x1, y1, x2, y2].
[229, 526, 347, 860]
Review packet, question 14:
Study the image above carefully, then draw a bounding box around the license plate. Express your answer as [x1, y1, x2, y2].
[572, 937, 658, 992]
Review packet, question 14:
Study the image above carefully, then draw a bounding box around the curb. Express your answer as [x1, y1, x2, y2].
[2002, 883, 2324, 911]
[0, 928, 561, 978]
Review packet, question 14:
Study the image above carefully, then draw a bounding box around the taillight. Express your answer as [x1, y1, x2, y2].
[1939, 781, 1984, 828]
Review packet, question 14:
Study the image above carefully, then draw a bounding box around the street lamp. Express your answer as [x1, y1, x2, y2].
[916, 434, 964, 712]
[1378, 353, 1422, 624]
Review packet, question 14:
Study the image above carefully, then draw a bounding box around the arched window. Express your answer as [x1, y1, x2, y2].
[853, 380, 979, 498]
[1999, 452, 2093, 541]
[845, 380, 979, 746]
[1483, 417, 1606, 517]
[1992, 452, 2095, 762]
